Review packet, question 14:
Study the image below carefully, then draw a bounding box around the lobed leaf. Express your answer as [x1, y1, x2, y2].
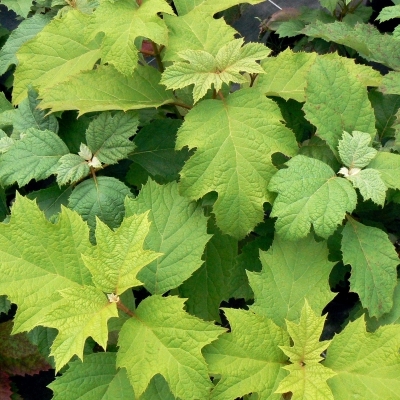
[367, 152, 400, 190]
[269, 155, 357, 240]
[56, 154, 90, 186]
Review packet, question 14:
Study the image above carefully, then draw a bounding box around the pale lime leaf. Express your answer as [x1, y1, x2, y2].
[0, 127, 69, 187]
[276, 301, 335, 399]
[82, 212, 162, 294]
[161, 39, 270, 103]
[379, 71, 400, 95]
[269, 155, 357, 240]
[179, 219, 237, 322]
[172, 0, 203, 15]
[39, 65, 175, 115]
[163, 12, 236, 62]
[0, 195, 93, 334]
[43, 286, 117, 370]
[275, 363, 336, 400]
[254, 49, 316, 102]
[204, 309, 289, 400]
[26, 184, 73, 220]
[368, 151, 400, 190]
[1, 0, 32, 17]
[346, 168, 387, 206]
[0, 137, 14, 153]
[69, 176, 132, 239]
[249, 234, 334, 328]
[342, 217, 399, 317]
[85, 111, 138, 164]
[56, 154, 90, 186]
[302, 21, 400, 71]
[50, 353, 135, 399]
[0, 14, 52, 75]
[176, 89, 298, 238]
[87, 0, 174, 75]
[125, 180, 210, 294]
[338, 131, 377, 168]
[324, 317, 400, 399]
[13, 11, 102, 104]
[303, 54, 376, 154]
[117, 295, 224, 399]
[376, 5, 400, 22]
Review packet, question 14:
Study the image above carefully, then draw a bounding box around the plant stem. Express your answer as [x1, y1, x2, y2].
[117, 301, 136, 317]
[217, 90, 225, 100]
[172, 101, 192, 110]
[151, 42, 164, 73]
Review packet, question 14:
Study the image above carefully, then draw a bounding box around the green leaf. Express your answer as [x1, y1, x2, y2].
[379, 71, 400, 95]
[369, 90, 400, 140]
[39, 65, 175, 115]
[87, 0, 174, 75]
[85, 111, 138, 165]
[0, 14, 52, 75]
[276, 301, 335, 399]
[12, 88, 59, 136]
[1, 0, 33, 17]
[302, 21, 400, 71]
[117, 295, 224, 399]
[56, 154, 90, 186]
[69, 176, 132, 239]
[368, 152, 400, 190]
[82, 212, 161, 294]
[0, 296, 11, 315]
[338, 131, 377, 169]
[141, 374, 176, 400]
[43, 285, 117, 371]
[125, 180, 210, 294]
[376, 5, 400, 22]
[49, 353, 135, 400]
[161, 39, 270, 103]
[130, 119, 191, 183]
[26, 185, 73, 220]
[13, 10, 102, 104]
[0, 127, 69, 186]
[324, 317, 400, 399]
[319, 0, 339, 13]
[341, 217, 399, 317]
[0, 195, 93, 334]
[303, 54, 376, 155]
[204, 309, 289, 400]
[179, 219, 237, 322]
[254, 49, 317, 102]
[176, 89, 298, 238]
[249, 234, 335, 328]
[346, 168, 387, 206]
[269, 155, 357, 240]
[299, 136, 341, 171]
[163, 12, 236, 62]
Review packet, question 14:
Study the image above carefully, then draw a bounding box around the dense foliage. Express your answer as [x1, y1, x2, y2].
[0, 0, 400, 398]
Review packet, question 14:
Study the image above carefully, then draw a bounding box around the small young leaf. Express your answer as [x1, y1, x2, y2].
[338, 131, 377, 168]
[276, 301, 336, 399]
[0, 128, 69, 187]
[249, 234, 335, 328]
[49, 353, 135, 400]
[346, 168, 387, 206]
[376, 5, 400, 22]
[161, 39, 270, 103]
[324, 317, 400, 398]
[85, 111, 138, 164]
[319, 0, 339, 13]
[125, 180, 210, 294]
[269, 155, 357, 240]
[117, 295, 224, 399]
[368, 152, 400, 190]
[204, 309, 289, 400]
[342, 217, 399, 317]
[56, 154, 90, 186]
[82, 212, 162, 294]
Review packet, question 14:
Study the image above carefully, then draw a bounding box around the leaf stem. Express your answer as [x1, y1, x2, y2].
[117, 300, 136, 317]
[90, 166, 97, 184]
[172, 101, 192, 110]
[217, 90, 225, 100]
